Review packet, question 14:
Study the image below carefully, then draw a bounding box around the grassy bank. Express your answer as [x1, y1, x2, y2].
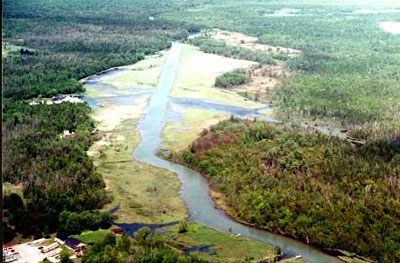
[89, 119, 188, 224]
[165, 222, 282, 263]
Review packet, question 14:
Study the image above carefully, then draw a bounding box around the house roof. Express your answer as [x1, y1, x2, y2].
[65, 238, 84, 249]
[111, 228, 124, 233]
[56, 234, 84, 249]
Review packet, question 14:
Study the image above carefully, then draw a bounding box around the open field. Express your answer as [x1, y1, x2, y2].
[104, 52, 168, 89]
[83, 86, 118, 98]
[162, 107, 228, 151]
[208, 29, 300, 56]
[72, 230, 111, 244]
[89, 120, 188, 224]
[170, 44, 266, 109]
[165, 222, 280, 263]
[234, 64, 287, 104]
[2, 42, 23, 57]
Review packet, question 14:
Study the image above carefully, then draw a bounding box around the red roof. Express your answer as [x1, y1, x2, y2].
[111, 228, 124, 234]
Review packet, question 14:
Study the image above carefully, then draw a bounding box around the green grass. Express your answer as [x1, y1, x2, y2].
[104, 52, 168, 89]
[170, 44, 264, 109]
[162, 108, 228, 151]
[165, 222, 279, 263]
[279, 259, 305, 263]
[72, 229, 111, 243]
[90, 121, 188, 224]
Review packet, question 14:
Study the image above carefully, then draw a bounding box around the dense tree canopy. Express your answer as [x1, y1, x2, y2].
[171, 119, 400, 263]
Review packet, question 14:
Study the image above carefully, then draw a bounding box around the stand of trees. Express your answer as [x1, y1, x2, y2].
[215, 71, 247, 88]
[170, 119, 400, 263]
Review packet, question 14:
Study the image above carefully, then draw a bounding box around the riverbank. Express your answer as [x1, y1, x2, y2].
[168, 119, 386, 263]
[82, 44, 291, 263]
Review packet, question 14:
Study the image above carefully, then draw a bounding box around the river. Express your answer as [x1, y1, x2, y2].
[83, 42, 341, 263]
[132, 43, 341, 263]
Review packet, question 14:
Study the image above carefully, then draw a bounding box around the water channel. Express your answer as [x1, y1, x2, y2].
[85, 43, 342, 263]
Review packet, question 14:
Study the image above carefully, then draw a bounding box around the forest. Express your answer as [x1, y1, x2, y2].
[2, 0, 195, 242]
[170, 119, 400, 263]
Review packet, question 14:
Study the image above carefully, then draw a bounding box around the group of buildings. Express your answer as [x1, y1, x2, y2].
[3, 236, 86, 263]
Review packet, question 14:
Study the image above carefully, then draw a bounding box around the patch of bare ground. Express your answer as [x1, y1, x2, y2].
[234, 62, 288, 104]
[92, 96, 149, 131]
[209, 29, 301, 56]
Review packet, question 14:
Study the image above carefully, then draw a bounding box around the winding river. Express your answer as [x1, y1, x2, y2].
[132, 43, 341, 263]
[85, 43, 342, 263]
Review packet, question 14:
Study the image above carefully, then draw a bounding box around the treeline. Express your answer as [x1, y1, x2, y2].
[170, 119, 400, 263]
[188, 37, 276, 65]
[82, 228, 207, 263]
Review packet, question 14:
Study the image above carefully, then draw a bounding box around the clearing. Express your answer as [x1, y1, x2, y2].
[91, 97, 149, 131]
[170, 44, 264, 109]
[208, 29, 301, 56]
[233, 63, 287, 104]
[103, 52, 168, 89]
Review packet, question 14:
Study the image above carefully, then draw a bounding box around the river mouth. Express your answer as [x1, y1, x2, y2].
[83, 42, 342, 263]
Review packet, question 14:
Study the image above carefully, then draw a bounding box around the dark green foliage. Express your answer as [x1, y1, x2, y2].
[58, 210, 111, 236]
[82, 230, 208, 263]
[172, 119, 400, 263]
[60, 249, 73, 263]
[178, 221, 188, 233]
[215, 71, 247, 88]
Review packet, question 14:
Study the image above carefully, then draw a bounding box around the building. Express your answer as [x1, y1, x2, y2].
[56, 235, 86, 253]
[111, 228, 124, 235]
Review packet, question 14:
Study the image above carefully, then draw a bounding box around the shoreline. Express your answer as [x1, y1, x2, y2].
[162, 154, 358, 263]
